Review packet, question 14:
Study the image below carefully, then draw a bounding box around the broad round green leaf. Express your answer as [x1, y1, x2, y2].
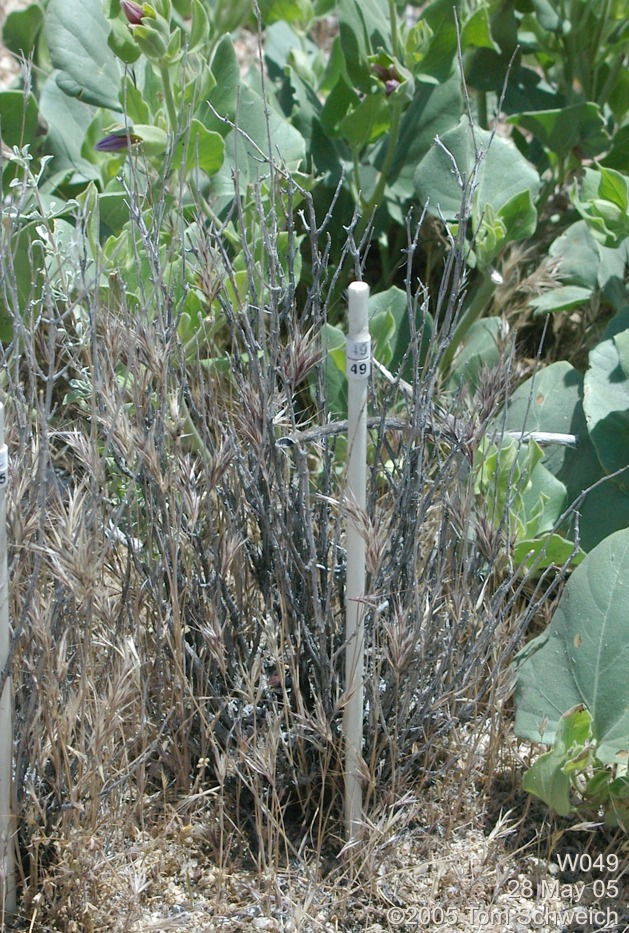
[583, 326, 629, 484]
[213, 86, 306, 191]
[448, 317, 503, 392]
[499, 361, 582, 476]
[497, 357, 629, 551]
[39, 76, 99, 179]
[45, 0, 122, 111]
[548, 220, 601, 290]
[414, 118, 540, 221]
[514, 527, 629, 765]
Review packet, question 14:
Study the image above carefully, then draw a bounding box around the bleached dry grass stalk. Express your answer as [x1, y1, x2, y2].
[0, 130, 574, 930]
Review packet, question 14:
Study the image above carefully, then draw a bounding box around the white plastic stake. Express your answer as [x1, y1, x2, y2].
[344, 281, 370, 843]
[0, 403, 15, 918]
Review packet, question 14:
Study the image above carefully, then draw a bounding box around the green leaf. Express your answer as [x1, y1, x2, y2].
[98, 190, 132, 237]
[414, 118, 540, 222]
[521, 462, 567, 536]
[556, 705, 593, 753]
[132, 124, 169, 156]
[522, 706, 593, 815]
[414, 0, 459, 83]
[547, 220, 601, 291]
[0, 224, 45, 341]
[461, 5, 499, 52]
[339, 94, 391, 150]
[499, 361, 583, 475]
[529, 285, 593, 316]
[337, 0, 391, 94]
[497, 188, 538, 243]
[199, 36, 240, 136]
[370, 308, 396, 367]
[320, 76, 360, 136]
[514, 527, 629, 765]
[367, 286, 433, 380]
[119, 75, 150, 124]
[39, 75, 100, 181]
[385, 69, 462, 198]
[491, 360, 625, 552]
[571, 167, 629, 247]
[210, 0, 253, 33]
[508, 103, 610, 159]
[46, 0, 122, 111]
[576, 463, 629, 553]
[314, 323, 347, 419]
[474, 435, 543, 536]
[0, 91, 39, 149]
[2, 2, 44, 57]
[259, 0, 313, 26]
[448, 316, 503, 392]
[522, 748, 573, 816]
[465, 1, 518, 92]
[599, 168, 629, 213]
[76, 181, 100, 257]
[583, 327, 629, 483]
[528, 0, 568, 34]
[599, 239, 629, 311]
[513, 533, 583, 574]
[601, 124, 629, 173]
[189, 0, 210, 50]
[107, 17, 142, 64]
[212, 86, 305, 192]
[176, 119, 225, 176]
[281, 61, 325, 142]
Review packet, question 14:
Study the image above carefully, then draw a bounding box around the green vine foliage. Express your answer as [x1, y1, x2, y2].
[514, 529, 629, 827]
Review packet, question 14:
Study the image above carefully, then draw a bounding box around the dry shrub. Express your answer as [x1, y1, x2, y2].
[0, 155, 568, 929]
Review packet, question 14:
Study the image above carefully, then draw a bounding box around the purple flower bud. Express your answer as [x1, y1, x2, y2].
[385, 79, 400, 96]
[95, 131, 142, 152]
[371, 63, 389, 81]
[121, 0, 145, 25]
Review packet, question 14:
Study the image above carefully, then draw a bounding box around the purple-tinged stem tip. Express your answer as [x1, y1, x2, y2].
[95, 131, 141, 152]
[121, 0, 145, 26]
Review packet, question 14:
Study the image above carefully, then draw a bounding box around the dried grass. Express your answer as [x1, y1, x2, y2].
[1, 113, 627, 932]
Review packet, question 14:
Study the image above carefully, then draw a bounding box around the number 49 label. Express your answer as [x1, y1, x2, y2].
[346, 338, 371, 379]
[0, 445, 7, 488]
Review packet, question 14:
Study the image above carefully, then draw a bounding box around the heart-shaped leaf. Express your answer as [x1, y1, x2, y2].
[515, 527, 629, 765]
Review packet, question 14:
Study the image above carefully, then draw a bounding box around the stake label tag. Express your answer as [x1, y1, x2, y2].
[0, 445, 7, 488]
[346, 338, 371, 379]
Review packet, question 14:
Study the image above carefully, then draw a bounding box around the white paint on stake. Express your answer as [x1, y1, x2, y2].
[344, 281, 369, 843]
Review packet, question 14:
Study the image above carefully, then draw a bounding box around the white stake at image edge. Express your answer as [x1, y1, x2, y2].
[344, 282, 369, 843]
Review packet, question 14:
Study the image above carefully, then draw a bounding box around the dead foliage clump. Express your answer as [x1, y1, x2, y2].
[1, 146, 625, 932]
